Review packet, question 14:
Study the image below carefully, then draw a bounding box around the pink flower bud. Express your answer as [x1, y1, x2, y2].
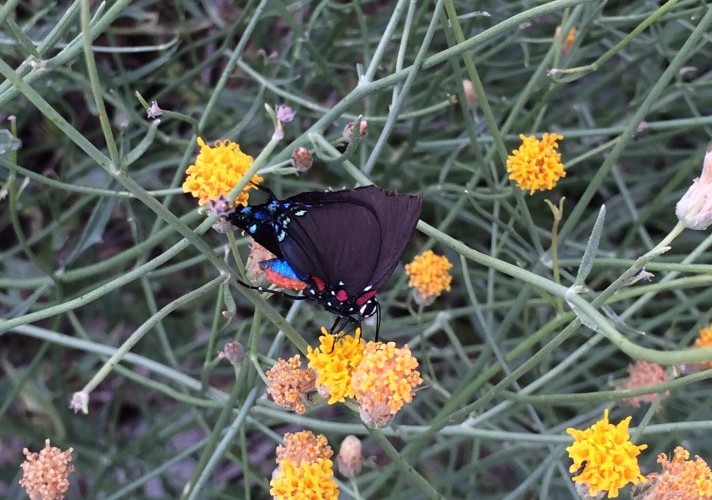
[336, 435, 362, 478]
[676, 145, 712, 230]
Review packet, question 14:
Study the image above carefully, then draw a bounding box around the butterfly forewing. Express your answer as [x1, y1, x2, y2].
[278, 199, 383, 296]
[343, 186, 422, 291]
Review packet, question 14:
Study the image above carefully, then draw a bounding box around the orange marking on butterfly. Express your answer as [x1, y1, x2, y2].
[263, 267, 307, 290]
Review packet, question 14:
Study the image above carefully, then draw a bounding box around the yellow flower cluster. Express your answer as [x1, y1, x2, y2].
[19, 439, 74, 500]
[694, 324, 712, 369]
[617, 360, 669, 408]
[182, 137, 263, 206]
[270, 431, 338, 500]
[405, 250, 452, 304]
[303, 329, 423, 427]
[352, 341, 423, 428]
[266, 355, 316, 415]
[566, 409, 647, 498]
[506, 133, 565, 195]
[643, 446, 712, 499]
[306, 330, 365, 404]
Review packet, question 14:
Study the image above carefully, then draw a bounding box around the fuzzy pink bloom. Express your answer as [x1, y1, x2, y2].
[617, 360, 669, 408]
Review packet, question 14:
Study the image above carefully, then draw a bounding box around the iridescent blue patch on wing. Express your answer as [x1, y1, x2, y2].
[267, 200, 283, 212]
[260, 258, 300, 280]
[253, 210, 270, 221]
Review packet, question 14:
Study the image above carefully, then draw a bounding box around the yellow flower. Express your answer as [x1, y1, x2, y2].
[270, 431, 338, 500]
[616, 360, 669, 408]
[405, 250, 452, 305]
[19, 439, 75, 500]
[566, 409, 647, 498]
[351, 341, 423, 428]
[694, 324, 712, 369]
[306, 329, 365, 404]
[506, 133, 565, 195]
[182, 137, 262, 206]
[641, 446, 712, 499]
[266, 355, 316, 415]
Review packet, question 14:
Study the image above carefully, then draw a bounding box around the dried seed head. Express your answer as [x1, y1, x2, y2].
[292, 147, 313, 172]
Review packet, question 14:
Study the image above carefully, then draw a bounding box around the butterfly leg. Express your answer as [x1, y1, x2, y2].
[328, 315, 343, 335]
[250, 182, 278, 199]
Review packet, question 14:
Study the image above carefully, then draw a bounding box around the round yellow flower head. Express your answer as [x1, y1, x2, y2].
[266, 355, 316, 415]
[566, 409, 647, 498]
[405, 250, 453, 306]
[306, 329, 365, 404]
[270, 430, 338, 500]
[182, 137, 263, 206]
[506, 133, 565, 195]
[351, 341, 423, 428]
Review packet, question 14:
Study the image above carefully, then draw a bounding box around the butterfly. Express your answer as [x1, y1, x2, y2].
[228, 185, 422, 338]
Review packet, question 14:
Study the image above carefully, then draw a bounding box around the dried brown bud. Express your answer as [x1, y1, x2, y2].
[219, 340, 245, 364]
[291, 146, 313, 172]
[342, 120, 367, 142]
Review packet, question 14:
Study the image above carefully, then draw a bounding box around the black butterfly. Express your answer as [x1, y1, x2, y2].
[228, 185, 422, 337]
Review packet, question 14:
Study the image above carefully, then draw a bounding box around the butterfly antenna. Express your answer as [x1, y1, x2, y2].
[251, 182, 277, 198]
[375, 301, 381, 342]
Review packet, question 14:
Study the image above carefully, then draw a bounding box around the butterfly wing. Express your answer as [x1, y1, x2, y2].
[280, 186, 422, 296]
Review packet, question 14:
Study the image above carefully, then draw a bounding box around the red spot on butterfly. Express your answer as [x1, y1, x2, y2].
[311, 276, 326, 292]
[356, 289, 377, 306]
